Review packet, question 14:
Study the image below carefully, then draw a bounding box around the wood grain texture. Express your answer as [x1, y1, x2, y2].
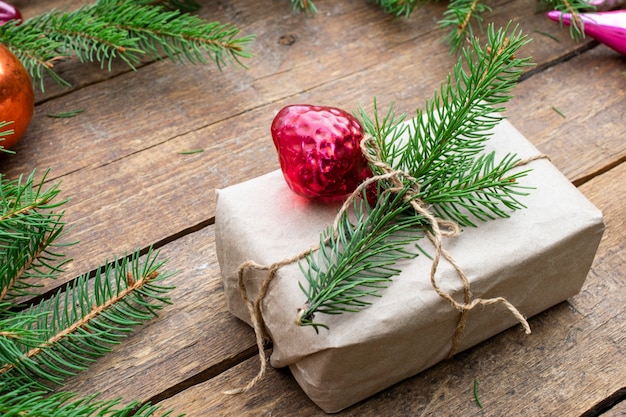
[1, 0, 624, 415]
[1, 0, 619, 294]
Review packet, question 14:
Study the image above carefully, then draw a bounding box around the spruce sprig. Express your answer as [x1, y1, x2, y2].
[297, 186, 426, 332]
[367, 24, 534, 227]
[299, 24, 534, 329]
[438, 0, 493, 53]
[0, 121, 14, 154]
[0, 383, 177, 416]
[134, 0, 201, 12]
[287, 0, 588, 52]
[0, 170, 70, 301]
[0, 0, 254, 90]
[0, 248, 173, 389]
[372, 0, 422, 18]
[0, 171, 179, 415]
[537, 0, 591, 40]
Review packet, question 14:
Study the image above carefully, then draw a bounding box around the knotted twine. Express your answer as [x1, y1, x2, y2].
[226, 135, 547, 395]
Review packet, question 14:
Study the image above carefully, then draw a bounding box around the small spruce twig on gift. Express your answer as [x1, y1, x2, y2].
[277, 24, 535, 331]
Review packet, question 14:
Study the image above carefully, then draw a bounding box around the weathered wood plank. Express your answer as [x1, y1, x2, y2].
[4, 0, 589, 179]
[506, 45, 626, 184]
[602, 399, 626, 417]
[155, 161, 625, 416]
[5, 1, 624, 414]
[2, 14, 622, 299]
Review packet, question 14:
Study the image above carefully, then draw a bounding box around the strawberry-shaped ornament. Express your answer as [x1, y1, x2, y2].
[271, 104, 372, 200]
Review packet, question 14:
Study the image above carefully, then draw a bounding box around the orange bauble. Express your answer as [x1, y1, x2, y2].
[0, 43, 34, 150]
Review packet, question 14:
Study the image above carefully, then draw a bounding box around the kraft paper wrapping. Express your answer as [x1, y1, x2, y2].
[214, 119, 605, 413]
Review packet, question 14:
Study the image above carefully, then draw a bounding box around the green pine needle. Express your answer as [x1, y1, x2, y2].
[0, 121, 15, 154]
[439, 0, 493, 53]
[290, 0, 318, 15]
[297, 186, 426, 332]
[537, 0, 591, 40]
[364, 23, 534, 228]
[0, 169, 179, 414]
[0, 0, 254, 91]
[0, 170, 71, 302]
[0, 248, 175, 389]
[373, 0, 423, 17]
[0, 383, 178, 416]
[299, 24, 534, 330]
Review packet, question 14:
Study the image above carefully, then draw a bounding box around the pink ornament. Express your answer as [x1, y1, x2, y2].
[586, 0, 625, 12]
[271, 104, 372, 200]
[0, 1, 22, 25]
[547, 10, 626, 55]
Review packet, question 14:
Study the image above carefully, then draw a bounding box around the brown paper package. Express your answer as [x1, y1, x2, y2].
[215, 119, 605, 413]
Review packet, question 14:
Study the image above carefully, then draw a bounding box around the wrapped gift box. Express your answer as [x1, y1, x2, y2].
[215, 119, 604, 413]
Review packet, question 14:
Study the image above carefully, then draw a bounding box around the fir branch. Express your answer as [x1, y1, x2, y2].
[0, 383, 177, 416]
[96, 1, 254, 69]
[0, 170, 71, 303]
[290, 0, 318, 15]
[0, 248, 174, 389]
[297, 186, 426, 332]
[373, 0, 423, 18]
[438, 0, 493, 53]
[299, 25, 534, 328]
[424, 152, 533, 226]
[537, 0, 590, 39]
[0, 121, 14, 154]
[365, 24, 534, 226]
[133, 0, 201, 12]
[0, 0, 254, 90]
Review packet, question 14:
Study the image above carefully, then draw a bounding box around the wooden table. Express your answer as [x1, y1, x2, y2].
[3, 0, 625, 415]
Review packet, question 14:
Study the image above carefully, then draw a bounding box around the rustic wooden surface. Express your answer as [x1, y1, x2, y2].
[2, 0, 625, 415]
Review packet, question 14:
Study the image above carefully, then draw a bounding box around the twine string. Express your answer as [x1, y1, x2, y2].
[226, 134, 545, 394]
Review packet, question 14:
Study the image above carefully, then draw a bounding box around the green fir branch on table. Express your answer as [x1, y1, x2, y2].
[438, 0, 493, 53]
[133, 0, 201, 12]
[0, 249, 174, 389]
[0, 170, 70, 301]
[290, 0, 318, 15]
[0, 383, 177, 416]
[0, 121, 14, 154]
[537, 0, 591, 39]
[372, 0, 422, 18]
[287, 0, 589, 52]
[0, 0, 254, 91]
[0, 171, 179, 415]
[298, 24, 534, 330]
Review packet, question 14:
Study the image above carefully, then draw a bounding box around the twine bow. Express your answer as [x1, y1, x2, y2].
[226, 134, 545, 395]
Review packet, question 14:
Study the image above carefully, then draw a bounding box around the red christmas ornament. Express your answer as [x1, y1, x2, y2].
[271, 104, 372, 200]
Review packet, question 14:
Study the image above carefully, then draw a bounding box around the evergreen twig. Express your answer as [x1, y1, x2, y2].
[537, 0, 591, 39]
[0, 171, 178, 415]
[288, 0, 589, 52]
[0, 383, 177, 416]
[298, 24, 534, 329]
[0, 0, 254, 91]
[297, 186, 426, 331]
[0, 248, 174, 388]
[0, 170, 70, 302]
[0, 121, 15, 154]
